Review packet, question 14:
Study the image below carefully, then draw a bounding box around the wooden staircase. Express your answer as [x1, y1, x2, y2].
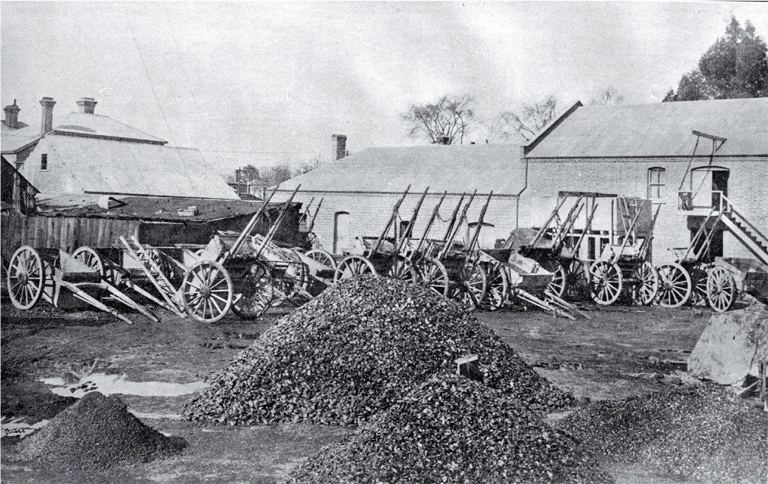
[720, 203, 768, 265]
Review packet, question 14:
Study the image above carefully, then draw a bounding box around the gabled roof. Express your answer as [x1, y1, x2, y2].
[1, 123, 41, 153]
[278, 144, 526, 196]
[25, 135, 238, 199]
[51, 112, 166, 144]
[525, 97, 768, 159]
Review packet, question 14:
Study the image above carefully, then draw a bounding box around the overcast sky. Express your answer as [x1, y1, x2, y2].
[2, 2, 767, 175]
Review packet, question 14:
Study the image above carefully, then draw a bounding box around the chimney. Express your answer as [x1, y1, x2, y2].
[39, 97, 56, 134]
[4, 99, 20, 129]
[332, 134, 347, 160]
[76, 97, 97, 114]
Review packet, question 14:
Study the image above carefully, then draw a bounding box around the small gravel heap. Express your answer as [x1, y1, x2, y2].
[291, 372, 612, 484]
[11, 392, 186, 471]
[557, 383, 768, 483]
[184, 276, 573, 426]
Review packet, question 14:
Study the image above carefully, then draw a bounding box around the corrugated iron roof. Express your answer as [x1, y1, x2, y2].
[278, 144, 526, 196]
[35, 194, 291, 222]
[526, 97, 768, 159]
[24, 135, 239, 199]
[52, 112, 166, 144]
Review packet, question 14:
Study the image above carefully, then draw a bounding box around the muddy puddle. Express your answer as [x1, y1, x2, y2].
[40, 373, 209, 398]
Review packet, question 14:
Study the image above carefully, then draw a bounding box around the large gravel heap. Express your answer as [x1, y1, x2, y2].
[557, 383, 768, 483]
[184, 276, 573, 426]
[11, 392, 186, 471]
[291, 372, 612, 484]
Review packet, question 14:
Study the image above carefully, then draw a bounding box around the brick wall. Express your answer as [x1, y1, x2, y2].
[276, 191, 520, 254]
[524, 156, 768, 264]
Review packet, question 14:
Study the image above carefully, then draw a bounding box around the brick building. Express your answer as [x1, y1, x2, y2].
[277, 97, 767, 263]
[276, 143, 527, 253]
[523, 97, 768, 265]
[4, 96, 238, 200]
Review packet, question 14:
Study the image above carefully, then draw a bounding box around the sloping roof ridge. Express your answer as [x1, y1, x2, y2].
[524, 100, 583, 155]
[53, 112, 167, 144]
[578, 97, 768, 110]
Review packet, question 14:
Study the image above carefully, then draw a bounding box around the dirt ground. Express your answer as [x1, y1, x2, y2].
[0, 295, 737, 483]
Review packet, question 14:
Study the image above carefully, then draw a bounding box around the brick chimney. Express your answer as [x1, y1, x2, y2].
[332, 134, 347, 160]
[76, 97, 97, 114]
[39, 97, 56, 134]
[4, 100, 20, 129]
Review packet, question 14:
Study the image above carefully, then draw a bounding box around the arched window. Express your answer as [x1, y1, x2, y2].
[647, 167, 665, 199]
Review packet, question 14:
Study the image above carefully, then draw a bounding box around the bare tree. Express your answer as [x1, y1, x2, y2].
[296, 154, 325, 176]
[488, 95, 559, 142]
[590, 86, 625, 105]
[401, 94, 476, 145]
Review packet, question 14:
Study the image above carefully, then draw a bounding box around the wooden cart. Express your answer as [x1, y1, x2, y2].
[333, 186, 428, 284]
[5, 245, 158, 324]
[587, 196, 662, 306]
[416, 191, 491, 311]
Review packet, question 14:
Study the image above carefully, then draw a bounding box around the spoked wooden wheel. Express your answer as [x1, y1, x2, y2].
[273, 261, 307, 305]
[7, 246, 45, 310]
[706, 266, 736, 313]
[481, 262, 508, 311]
[453, 263, 487, 311]
[656, 263, 692, 308]
[305, 249, 337, 272]
[232, 262, 274, 319]
[689, 266, 709, 306]
[418, 257, 449, 297]
[540, 259, 566, 299]
[181, 260, 233, 323]
[589, 261, 623, 305]
[385, 255, 418, 283]
[334, 255, 377, 283]
[629, 260, 659, 306]
[564, 259, 588, 301]
[72, 246, 116, 283]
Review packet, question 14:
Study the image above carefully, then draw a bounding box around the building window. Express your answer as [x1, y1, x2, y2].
[647, 167, 665, 199]
[40, 153, 48, 171]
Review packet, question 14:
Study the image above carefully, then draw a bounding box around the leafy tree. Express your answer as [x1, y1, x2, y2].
[401, 95, 476, 145]
[665, 17, 768, 101]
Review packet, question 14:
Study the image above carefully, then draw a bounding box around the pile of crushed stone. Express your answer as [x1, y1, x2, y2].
[291, 372, 612, 484]
[557, 382, 768, 483]
[184, 276, 574, 426]
[10, 392, 186, 471]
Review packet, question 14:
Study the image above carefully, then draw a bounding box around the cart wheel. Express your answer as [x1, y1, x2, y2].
[418, 257, 449, 297]
[564, 259, 588, 301]
[481, 262, 508, 311]
[334, 255, 377, 283]
[181, 260, 233, 323]
[7, 246, 45, 310]
[232, 262, 273, 319]
[272, 260, 307, 306]
[540, 259, 566, 299]
[656, 263, 692, 308]
[72, 246, 116, 284]
[589, 261, 622, 305]
[689, 266, 709, 306]
[630, 260, 659, 306]
[452, 263, 487, 311]
[386, 255, 418, 283]
[305, 249, 337, 272]
[706, 266, 736, 313]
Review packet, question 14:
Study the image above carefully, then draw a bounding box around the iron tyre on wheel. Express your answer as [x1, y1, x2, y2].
[232, 262, 274, 319]
[706, 266, 736, 312]
[181, 260, 233, 323]
[589, 260, 623, 306]
[7, 246, 45, 310]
